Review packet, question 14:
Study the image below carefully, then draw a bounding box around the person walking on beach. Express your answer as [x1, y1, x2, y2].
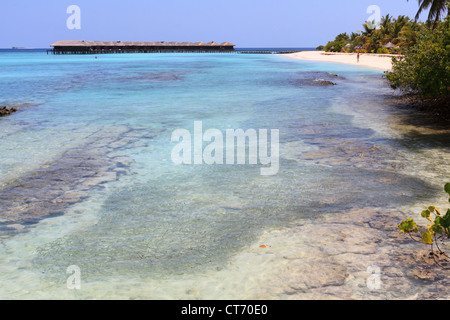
[357, 52, 360, 63]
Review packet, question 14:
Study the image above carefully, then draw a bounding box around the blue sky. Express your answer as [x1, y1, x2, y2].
[0, 0, 429, 48]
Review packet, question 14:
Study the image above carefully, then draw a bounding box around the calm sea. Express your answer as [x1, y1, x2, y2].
[0, 49, 448, 299]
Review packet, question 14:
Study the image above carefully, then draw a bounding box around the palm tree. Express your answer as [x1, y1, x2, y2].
[392, 15, 410, 39]
[380, 14, 392, 35]
[361, 22, 375, 36]
[408, 0, 450, 23]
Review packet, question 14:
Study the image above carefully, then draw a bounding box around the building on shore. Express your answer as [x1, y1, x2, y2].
[50, 40, 236, 54]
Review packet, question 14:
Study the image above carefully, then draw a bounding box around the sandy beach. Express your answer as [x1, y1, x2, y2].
[286, 51, 402, 72]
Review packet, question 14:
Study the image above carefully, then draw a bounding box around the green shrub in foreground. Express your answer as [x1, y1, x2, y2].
[399, 183, 450, 269]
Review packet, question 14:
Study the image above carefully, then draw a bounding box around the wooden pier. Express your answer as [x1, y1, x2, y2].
[49, 40, 301, 55]
[50, 40, 236, 55]
[48, 49, 301, 55]
[236, 50, 301, 54]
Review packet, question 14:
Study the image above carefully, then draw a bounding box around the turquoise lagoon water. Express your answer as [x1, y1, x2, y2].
[0, 51, 448, 299]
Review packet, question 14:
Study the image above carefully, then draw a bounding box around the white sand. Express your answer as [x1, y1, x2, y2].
[285, 51, 402, 72]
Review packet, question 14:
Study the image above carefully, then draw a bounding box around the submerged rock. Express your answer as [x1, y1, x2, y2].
[261, 208, 450, 300]
[408, 269, 438, 281]
[0, 126, 155, 226]
[0, 103, 36, 117]
[293, 72, 342, 87]
[297, 71, 345, 80]
[295, 79, 337, 87]
[0, 106, 17, 117]
[316, 80, 337, 86]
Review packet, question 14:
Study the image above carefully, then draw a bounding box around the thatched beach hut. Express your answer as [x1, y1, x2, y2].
[383, 42, 396, 49]
[343, 43, 351, 50]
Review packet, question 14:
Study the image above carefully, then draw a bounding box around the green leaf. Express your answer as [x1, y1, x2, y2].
[421, 209, 432, 221]
[431, 219, 443, 234]
[428, 206, 435, 212]
[421, 231, 433, 245]
[399, 219, 418, 233]
[440, 210, 450, 229]
[444, 183, 450, 195]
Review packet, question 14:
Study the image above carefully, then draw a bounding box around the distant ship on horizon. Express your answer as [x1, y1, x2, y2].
[12, 47, 34, 50]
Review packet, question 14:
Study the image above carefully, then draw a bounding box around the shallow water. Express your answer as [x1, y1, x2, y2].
[0, 51, 449, 299]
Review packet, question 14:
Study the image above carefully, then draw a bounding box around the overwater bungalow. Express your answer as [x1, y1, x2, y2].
[50, 40, 236, 54]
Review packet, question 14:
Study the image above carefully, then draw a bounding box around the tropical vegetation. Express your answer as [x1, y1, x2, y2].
[409, 0, 450, 23]
[319, 1, 450, 118]
[320, 1, 450, 54]
[385, 15, 449, 102]
[321, 15, 433, 54]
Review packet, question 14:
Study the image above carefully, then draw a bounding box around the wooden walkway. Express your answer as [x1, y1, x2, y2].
[236, 50, 301, 54]
[48, 49, 302, 55]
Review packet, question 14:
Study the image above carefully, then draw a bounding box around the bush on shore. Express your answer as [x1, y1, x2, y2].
[320, 12, 449, 121]
[385, 15, 450, 120]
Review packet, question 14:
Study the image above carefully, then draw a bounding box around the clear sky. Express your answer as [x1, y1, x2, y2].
[0, 0, 430, 48]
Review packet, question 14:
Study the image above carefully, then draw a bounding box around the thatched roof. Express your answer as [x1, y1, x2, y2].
[50, 40, 88, 47]
[51, 40, 235, 47]
[383, 42, 395, 49]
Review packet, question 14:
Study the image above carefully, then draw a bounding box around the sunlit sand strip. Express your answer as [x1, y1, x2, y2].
[285, 51, 401, 72]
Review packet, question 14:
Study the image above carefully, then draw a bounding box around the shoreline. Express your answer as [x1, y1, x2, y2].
[284, 51, 402, 72]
